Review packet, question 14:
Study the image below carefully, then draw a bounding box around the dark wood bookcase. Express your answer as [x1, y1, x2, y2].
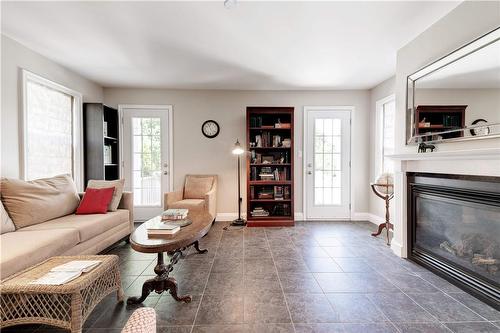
[415, 105, 466, 141]
[83, 103, 120, 185]
[246, 107, 294, 227]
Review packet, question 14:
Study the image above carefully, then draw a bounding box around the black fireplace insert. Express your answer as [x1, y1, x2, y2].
[407, 173, 500, 309]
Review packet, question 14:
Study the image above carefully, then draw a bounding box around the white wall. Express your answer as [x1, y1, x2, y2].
[104, 88, 371, 216]
[369, 76, 395, 220]
[1, 35, 104, 178]
[391, 0, 500, 257]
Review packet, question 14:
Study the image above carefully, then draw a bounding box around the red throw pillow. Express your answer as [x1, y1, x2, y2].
[76, 187, 115, 214]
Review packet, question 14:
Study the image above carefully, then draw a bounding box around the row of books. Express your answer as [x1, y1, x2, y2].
[250, 186, 291, 200]
[250, 166, 288, 181]
[250, 203, 291, 217]
[249, 116, 291, 129]
[251, 151, 290, 164]
[254, 132, 290, 148]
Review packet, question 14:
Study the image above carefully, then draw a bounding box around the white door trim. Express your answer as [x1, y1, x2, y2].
[303, 106, 353, 220]
[118, 104, 174, 193]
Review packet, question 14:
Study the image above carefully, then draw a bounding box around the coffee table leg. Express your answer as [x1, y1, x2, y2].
[127, 252, 191, 304]
[193, 240, 208, 254]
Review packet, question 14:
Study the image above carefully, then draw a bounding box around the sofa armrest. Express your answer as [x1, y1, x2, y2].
[118, 191, 134, 232]
[164, 190, 183, 210]
[204, 187, 217, 221]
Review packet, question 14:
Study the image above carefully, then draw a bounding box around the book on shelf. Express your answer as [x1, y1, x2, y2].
[271, 203, 291, 216]
[284, 186, 290, 199]
[30, 260, 102, 285]
[257, 188, 274, 199]
[274, 186, 284, 200]
[251, 206, 270, 217]
[161, 209, 188, 220]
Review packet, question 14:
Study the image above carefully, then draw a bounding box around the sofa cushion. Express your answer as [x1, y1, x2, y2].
[0, 228, 79, 280]
[0, 175, 80, 229]
[76, 187, 115, 214]
[184, 176, 214, 199]
[0, 201, 15, 234]
[87, 179, 125, 211]
[21, 210, 129, 242]
[169, 199, 205, 212]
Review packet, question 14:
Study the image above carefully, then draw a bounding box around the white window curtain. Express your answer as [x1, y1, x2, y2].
[22, 70, 83, 188]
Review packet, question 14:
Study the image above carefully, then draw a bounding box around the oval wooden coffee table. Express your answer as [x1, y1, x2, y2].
[127, 211, 213, 304]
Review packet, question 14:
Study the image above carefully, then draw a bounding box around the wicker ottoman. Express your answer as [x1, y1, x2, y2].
[0, 255, 123, 333]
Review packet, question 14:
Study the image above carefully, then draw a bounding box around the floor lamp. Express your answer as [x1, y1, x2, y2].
[231, 139, 246, 226]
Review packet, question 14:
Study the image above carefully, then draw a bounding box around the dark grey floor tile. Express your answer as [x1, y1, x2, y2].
[303, 257, 342, 273]
[314, 273, 397, 293]
[445, 322, 500, 333]
[274, 257, 310, 272]
[294, 323, 345, 332]
[210, 258, 243, 274]
[90, 297, 159, 328]
[156, 326, 193, 333]
[342, 323, 399, 333]
[278, 272, 323, 293]
[119, 260, 152, 276]
[155, 294, 202, 325]
[383, 272, 439, 293]
[195, 294, 244, 325]
[396, 322, 451, 333]
[300, 246, 330, 258]
[285, 293, 339, 323]
[216, 244, 244, 259]
[170, 270, 210, 295]
[447, 292, 500, 321]
[205, 271, 245, 295]
[244, 292, 291, 324]
[124, 275, 159, 298]
[316, 238, 343, 247]
[244, 258, 276, 275]
[84, 329, 122, 333]
[367, 293, 437, 323]
[416, 272, 463, 293]
[244, 245, 272, 259]
[192, 324, 294, 333]
[409, 292, 484, 322]
[244, 271, 282, 294]
[333, 258, 373, 272]
[0, 324, 40, 333]
[323, 247, 360, 258]
[326, 293, 388, 323]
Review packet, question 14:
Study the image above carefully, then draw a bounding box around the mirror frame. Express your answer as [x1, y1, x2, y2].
[406, 26, 500, 145]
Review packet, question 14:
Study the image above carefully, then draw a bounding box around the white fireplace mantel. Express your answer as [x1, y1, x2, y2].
[388, 147, 500, 161]
[386, 147, 500, 258]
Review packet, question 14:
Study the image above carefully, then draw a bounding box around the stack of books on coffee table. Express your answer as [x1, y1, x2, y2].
[161, 209, 188, 221]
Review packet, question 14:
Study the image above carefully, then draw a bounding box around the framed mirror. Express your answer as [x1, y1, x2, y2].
[406, 27, 500, 144]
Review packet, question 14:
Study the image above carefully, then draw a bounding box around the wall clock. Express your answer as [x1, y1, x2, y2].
[201, 120, 220, 138]
[470, 119, 490, 136]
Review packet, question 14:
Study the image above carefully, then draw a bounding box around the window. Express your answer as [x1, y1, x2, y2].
[22, 70, 83, 187]
[376, 95, 395, 175]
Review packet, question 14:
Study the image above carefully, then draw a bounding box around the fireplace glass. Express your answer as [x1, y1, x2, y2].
[415, 195, 500, 285]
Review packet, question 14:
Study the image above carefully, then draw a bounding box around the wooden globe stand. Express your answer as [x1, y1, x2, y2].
[370, 183, 394, 246]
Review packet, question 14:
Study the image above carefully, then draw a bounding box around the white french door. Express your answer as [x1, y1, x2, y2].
[121, 106, 172, 221]
[304, 107, 351, 219]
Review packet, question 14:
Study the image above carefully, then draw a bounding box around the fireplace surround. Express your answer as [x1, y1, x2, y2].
[407, 172, 500, 309]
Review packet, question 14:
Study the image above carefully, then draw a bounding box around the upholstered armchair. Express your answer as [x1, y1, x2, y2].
[164, 175, 218, 221]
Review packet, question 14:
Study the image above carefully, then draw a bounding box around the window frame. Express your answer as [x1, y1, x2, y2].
[21, 69, 84, 189]
[375, 94, 396, 177]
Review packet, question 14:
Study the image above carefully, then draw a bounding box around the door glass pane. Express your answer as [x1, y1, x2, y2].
[314, 117, 342, 206]
[132, 117, 162, 206]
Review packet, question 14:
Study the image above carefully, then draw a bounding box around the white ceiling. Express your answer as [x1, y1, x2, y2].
[1, 1, 460, 90]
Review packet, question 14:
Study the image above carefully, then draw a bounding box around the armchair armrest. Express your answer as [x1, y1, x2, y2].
[204, 187, 217, 221]
[118, 191, 134, 232]
[164, 190, 183, 210]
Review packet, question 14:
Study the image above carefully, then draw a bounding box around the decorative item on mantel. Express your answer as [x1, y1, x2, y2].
[417, 142, 436, 153]
[371, 173, 394, 246]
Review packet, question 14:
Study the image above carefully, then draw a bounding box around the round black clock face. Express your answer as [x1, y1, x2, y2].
[202, 120, 220, 138]
[470, 119, 490, 136]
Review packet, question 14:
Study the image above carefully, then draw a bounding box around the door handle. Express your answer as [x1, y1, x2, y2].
[307, 171, 312, 175]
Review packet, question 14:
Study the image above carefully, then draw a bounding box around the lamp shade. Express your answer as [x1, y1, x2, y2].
[232, 139, 244, 155]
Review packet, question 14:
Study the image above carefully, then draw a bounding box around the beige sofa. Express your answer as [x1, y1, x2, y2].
[164, 174, 218, 221]
[0, 185, 133, 280]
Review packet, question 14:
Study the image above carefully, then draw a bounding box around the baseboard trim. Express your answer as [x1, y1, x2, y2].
[351, 212, 384, 225]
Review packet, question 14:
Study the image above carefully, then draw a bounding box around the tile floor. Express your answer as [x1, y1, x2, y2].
[4, 221, 500, 333]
